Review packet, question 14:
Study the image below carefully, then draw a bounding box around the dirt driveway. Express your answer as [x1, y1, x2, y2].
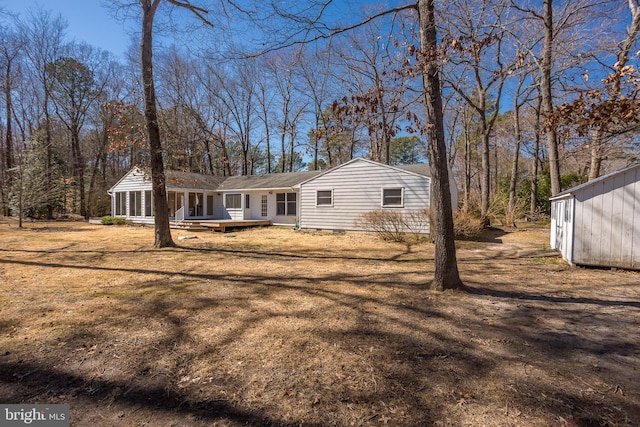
[0, 219, 638, 426]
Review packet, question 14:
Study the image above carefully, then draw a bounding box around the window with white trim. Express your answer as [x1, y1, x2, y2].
[114, 192, 127, 216]
[189, 192, 204, 216]
[225, 193, 242, 209]
[382, 188, 403, 207]
[276, 192, 296, 216]
[144, 190, 152, 216]
[129, 191, 142, 216]
[316, 190, 333, 206]
[245, 194, 251, 209]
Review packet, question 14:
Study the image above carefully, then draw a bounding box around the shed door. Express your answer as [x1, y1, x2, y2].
[553, 201, 564, 251]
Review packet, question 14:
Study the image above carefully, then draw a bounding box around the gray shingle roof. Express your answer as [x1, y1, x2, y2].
[216, 170, 322, 190]
[395, 164, 431, 177]
[165, 170, 227, 190]
[157, 161, 430, 192]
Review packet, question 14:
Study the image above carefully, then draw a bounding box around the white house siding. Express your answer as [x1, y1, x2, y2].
[298, 159, 431, 233]
[109, 168, 220, 224]
[551, 164, 640, 269]
[109, 168, 155, 224]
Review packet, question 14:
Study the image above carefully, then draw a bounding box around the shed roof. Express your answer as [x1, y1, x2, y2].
[550, 163, 640, 201]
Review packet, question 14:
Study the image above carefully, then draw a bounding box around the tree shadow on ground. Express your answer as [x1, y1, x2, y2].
[2, 231, 640, 425]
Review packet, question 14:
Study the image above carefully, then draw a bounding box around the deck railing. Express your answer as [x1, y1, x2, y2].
[175, 206, 185, 223]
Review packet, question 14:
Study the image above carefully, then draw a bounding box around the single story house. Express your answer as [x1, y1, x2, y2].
[550, 163, 640, 269]
[108, 158, 458, 233]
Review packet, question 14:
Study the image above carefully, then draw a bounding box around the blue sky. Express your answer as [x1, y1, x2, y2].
[1, 0, 134, 59]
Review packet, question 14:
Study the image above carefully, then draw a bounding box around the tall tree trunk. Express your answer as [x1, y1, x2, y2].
[418, 0, 464, 291]
[542, 0, 561, 196]
[4, 63, 13, 176]
[44, 90, 54, 220]
[588, 129, 603, 180]
[507, 96, 522, 227]
[463, 110, 471, 212]
[141, 0, 175, 248]
[3, 60, 13, 217]
[480, 120, 490, 226]
[530, 95, 542, 217]
[71, 128, 87, 219]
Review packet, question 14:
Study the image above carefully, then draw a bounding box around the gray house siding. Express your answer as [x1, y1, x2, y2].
[298, 159, 431, 233]
[550, 164, 640, 269]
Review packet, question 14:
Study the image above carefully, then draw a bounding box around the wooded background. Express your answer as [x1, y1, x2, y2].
[1, 0, 638, 223]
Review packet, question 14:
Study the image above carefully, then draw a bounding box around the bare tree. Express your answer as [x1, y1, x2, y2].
[588, 0, 640, 180]
[224, 0, 463, 289]
[334, 17, 414, 164]
[17, 8, 68, 219]
[299, 44, 337, 171]
[442, 0, 515, 226]
[418, 0, 464, 290]
[139, 0, 212, 248]
[46, 44, 110, 219]
[0, 24, 24, 215]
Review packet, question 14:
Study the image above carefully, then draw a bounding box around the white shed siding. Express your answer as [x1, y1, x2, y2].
[299, 160, 430, 232]
[554, 164, 640, 269]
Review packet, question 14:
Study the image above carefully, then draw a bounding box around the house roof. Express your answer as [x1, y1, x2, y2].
[550, 163, 640, 201]
[396, 163, 432, 176]
[111, 158, 433, 194]
[298, 158, 432, 187]
[216, 170, 322, 191]
[165, 170, 227, 190]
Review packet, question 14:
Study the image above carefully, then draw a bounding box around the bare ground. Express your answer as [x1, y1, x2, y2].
[0, 218, 638, 426]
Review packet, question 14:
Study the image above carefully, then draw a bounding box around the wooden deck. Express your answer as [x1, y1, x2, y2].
[172, 219, 271, 232]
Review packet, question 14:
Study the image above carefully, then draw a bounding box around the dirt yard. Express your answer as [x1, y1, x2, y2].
[0, 218, 638, 426]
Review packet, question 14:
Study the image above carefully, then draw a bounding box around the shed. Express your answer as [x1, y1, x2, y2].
[550, 163, 640, 269]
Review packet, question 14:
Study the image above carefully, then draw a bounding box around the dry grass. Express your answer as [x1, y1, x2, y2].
[1, 218, 639, 426]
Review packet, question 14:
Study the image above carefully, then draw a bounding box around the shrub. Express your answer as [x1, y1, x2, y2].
[452, 210, 483, 240]
[426, 208, 483, 241]
[101, 216, 127, 226]
[356, 209, 431, 243]
[355, 210, 408, 242]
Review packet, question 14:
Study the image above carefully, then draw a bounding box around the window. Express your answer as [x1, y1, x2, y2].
[276, 192, 296, 216]
[261, 195, 268, 217]
[245, 194, 251, 209]
[225, 193, 242, 209]
[129, 191, 142, 216]
[144, 190, 152, 216]
[206, 195, 214, 216]
[114, 192, 127, 216]
[382, 188, 403, 207]
[189, 192, 204, 216]
[316, 190, 333, 206]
